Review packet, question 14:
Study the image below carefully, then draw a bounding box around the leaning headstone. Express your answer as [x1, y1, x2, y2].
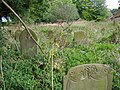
[63, 64, 113, 90]
[15, 30, 22, 41]
[19, 30, 38, 58]
[74, 31, 86, 44]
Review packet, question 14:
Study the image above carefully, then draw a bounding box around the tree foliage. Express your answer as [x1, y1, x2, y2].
[0, 0, 33, 16]
[49, 0, 79, 22]
[111, 9, 118, 15]
[0, 0, 110, 22]
[73, 0, 109, 21]
[29, 0, 51, 22]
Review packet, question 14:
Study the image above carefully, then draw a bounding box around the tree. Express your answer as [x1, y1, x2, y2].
[73, 0, 109, 21]
[111, 9, 118, 15]
[0, 0, 35, 23]
[0, 0, 34, 16]
[48, 0, 79, 22]
[0, 0, 51, 23]
[29, 0, 51, 22]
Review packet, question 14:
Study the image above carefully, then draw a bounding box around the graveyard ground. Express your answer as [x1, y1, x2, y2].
[1, 20, 120, 90]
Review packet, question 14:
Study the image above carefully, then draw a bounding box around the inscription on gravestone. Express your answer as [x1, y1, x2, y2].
[63, 64, 113, 90]
[19, 30, 38, 57]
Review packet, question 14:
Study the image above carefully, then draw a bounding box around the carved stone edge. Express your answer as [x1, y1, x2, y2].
[63, 64, 114, 90]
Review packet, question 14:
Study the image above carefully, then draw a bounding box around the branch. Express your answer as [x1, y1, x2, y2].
[63, 21, 73, 31]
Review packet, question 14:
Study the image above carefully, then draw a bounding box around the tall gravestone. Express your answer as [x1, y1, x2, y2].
[74, 31, 86, 44]
[19, 30, 38, 58]
[63, 64, 113, 90]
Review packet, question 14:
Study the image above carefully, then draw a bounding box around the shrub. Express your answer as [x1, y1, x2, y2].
[49, 2, 79, 22]
[2, 48, 63, 90]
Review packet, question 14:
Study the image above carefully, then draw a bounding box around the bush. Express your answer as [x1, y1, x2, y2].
[2, 48, 63, 90]
[49, 2, 79, 22]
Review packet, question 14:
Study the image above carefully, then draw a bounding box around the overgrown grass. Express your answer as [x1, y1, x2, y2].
[1, 21, 120, 90]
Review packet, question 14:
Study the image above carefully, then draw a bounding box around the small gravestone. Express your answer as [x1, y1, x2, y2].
[63, 64, 113, 90]
[74, 31, 86, 44]
[15, 30, 22, 41]
[19, 30, 38, 58]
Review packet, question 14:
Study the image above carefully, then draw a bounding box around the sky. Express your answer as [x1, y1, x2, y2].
[106, 0, 119, 9]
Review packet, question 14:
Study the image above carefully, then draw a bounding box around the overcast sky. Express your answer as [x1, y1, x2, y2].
[106, 0, 119, 9]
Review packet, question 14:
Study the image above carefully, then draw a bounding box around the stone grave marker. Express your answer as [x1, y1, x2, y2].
[63, 64, 113, 90]
[19, 30, 38, 57]
[74, 31, 86, 44]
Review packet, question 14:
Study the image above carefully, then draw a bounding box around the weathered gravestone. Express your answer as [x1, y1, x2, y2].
[19, 30, 38, 57]
[74, 31, 86, 44]
[63, 64, 113, 90]
[15, 30, 22, 41]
